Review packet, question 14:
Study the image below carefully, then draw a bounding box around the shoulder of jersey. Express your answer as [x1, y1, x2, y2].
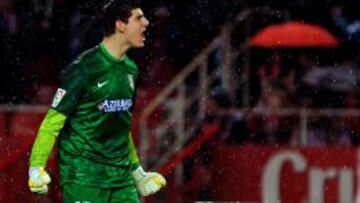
[70, 47, 103, 76]
[73, 47, 99, 64]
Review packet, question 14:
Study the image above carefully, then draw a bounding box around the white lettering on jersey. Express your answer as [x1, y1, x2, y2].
[97, 99, 133, 112]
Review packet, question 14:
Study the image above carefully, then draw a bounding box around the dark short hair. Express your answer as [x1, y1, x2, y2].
[102, 0, 141, 36]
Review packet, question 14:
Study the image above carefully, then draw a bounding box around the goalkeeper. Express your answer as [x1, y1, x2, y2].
[28, 0, 166, 202]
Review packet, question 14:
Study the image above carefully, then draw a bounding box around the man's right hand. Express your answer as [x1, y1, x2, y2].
[28, 167, 51, 194]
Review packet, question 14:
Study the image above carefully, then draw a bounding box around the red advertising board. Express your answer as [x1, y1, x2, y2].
[209, 145, 358, 203]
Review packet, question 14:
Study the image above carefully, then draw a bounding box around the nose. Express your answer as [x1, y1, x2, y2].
[143, 17, 149, 27]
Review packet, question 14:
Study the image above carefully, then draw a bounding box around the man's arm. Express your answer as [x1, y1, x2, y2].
[28, 61, 86, 195]
[127, 133, 140, 170]
[28, 109, 67, 194]
[128, 133, 166, 197]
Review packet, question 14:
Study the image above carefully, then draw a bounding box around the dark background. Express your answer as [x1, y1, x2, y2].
[0, 0, 359, 104]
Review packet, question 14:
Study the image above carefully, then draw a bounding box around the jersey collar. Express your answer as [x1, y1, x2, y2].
[99, 43, 127, 63]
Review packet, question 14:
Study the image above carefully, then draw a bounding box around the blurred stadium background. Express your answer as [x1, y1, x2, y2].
[0, 0, 360, 202]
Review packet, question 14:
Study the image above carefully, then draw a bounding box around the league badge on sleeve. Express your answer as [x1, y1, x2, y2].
[51, 88, 66, 108]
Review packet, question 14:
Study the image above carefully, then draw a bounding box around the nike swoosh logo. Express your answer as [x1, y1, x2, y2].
[97, 81, 108, 88]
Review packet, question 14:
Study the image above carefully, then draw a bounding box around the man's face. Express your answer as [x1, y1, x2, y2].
[122, 8, 149, 48]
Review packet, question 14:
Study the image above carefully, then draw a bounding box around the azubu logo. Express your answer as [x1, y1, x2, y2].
[97, 99, 133, 112]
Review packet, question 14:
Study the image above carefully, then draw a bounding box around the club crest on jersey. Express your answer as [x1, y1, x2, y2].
[51, 88, 66, 108]
[97, 99, 133, 112]
[128, 74, 135, 90]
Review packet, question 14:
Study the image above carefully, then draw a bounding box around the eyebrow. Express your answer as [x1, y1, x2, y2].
[135, 13, 144, 20]
[131, 9, 144, 20]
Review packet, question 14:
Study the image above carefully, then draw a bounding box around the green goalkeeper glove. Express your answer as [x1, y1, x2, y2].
[28, 167, 51, 194]
[132, 166, 166, 196]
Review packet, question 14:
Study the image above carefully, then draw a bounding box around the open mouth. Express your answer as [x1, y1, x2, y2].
[141, 33, 145, 41]
[141, 30, 146, 42]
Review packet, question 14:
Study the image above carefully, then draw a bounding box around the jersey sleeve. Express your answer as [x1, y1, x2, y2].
[30, 109, 67, 167]
[128, 132, 140, 170]
[50, 62, 88, 116]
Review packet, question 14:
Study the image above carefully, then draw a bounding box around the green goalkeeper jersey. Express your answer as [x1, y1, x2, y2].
[53, 44, 138, 188]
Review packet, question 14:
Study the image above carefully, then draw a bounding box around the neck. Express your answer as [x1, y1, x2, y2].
[101, 35, 130, 60]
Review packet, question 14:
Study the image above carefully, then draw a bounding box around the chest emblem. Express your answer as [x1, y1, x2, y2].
[127, 74, 135, 90]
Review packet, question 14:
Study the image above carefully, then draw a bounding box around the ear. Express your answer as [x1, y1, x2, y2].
[115, 20, 126, 33]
